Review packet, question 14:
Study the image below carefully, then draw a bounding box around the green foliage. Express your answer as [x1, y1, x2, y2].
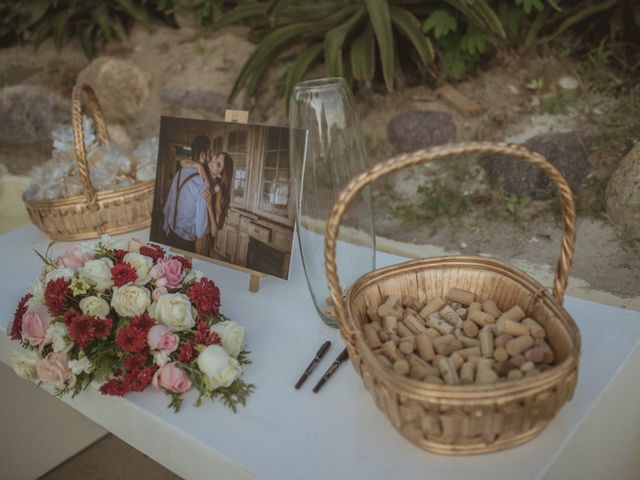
[542, 91, 574, 115]
[503, 192, 530, 215]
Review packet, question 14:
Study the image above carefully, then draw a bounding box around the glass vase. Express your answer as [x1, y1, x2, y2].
[289, 77, 376, 327]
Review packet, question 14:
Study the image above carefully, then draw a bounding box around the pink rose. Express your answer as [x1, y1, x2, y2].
[152, 287, 168, 301]
[147, 325, 179, 352]
[152, 362, 192, 393]
[22, 305, 53, 349]
[56, 246, 92, 272]
[36, 352, 76, 389]
[150, 258, 183, 289]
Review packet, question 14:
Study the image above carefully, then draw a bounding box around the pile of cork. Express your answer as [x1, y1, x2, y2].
[362, 288, 555, 385]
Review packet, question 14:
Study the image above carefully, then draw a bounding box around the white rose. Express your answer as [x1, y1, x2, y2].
[99, 234, 128, 251]
[153, 350, 171, 367]
[68, 355, 94, 375]
[46, 323, 71, 353]
[79, 295, 110, 318]
[183, 269, 204, 284]
[45, 267, 75, 283]
[197, 345, 242, 389]
[10, 349, 41, 380]
[26, 280, 45, 308]
[149, 293, 196, 332]
[211, 321, 246, 358]
[81, 258, 114, 292]
[111, 284, 151, 317]
[123, 252, 153, 285]
[127, 238, 144, 252]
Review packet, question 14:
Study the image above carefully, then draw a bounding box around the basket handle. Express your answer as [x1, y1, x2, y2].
[324, 142, 576, 347]
[72, 83, 110, 209]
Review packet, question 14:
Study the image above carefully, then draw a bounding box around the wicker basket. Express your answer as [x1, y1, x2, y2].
[324, 142, 580, 455]
[22, 84, 154, 240]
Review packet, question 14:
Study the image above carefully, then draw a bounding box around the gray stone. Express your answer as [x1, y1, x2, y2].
[484, 131, 593, 200]
[606, 142, 640, 238]
[386, 111, 456, 153]
[77, 56, 150, 123]
[160, 89, 228, 112]
[0, 85, 69, 145]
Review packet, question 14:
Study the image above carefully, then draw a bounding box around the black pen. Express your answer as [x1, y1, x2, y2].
[312, 348, 349, 394]
[295, 341, 331, 390]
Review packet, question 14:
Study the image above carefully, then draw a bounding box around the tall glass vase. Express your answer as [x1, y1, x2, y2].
[289, 77, 376, 327]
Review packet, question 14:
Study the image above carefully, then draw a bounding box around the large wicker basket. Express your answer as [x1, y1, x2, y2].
[324, 142, 580, 455]
[22, 84, 154, 240]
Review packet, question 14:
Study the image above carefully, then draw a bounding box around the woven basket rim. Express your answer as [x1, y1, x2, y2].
[346, 255, 581, 398]
[22, 180, 155, 208]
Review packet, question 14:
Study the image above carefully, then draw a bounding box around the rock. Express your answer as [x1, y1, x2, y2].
[160, 89, 228, 112]
[0, 85, 69, 145]
[77, 56, 150, 123]
[387, 111, 456, 153]
[484, 131, 592, 200]
[558, 76, 579, 91]
[606, 143, 640, 238]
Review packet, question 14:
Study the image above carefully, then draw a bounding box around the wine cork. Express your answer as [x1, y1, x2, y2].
[426, 316, 455, 335]
[460, 362, 476, 384]
[498, 305, 526, 323]
[535, 339, 555, 364]
[397, 321, 413, 338]
[415, 333, 435, 362]
[462, 319, 479, 337]
[376, 354, 392, 368]
[494, 347, 508, 362]
[402, 307, 417, 320]
[419, 298, 446, 318]
[449, 352, 464, 370]
[393, 359, 410, 376]
[410, 355, 439, 377]
[404, 315, 427, 335]
[440, 305, 462, 326]
[508, 369, 524, 381]
[447, 287, 474, 306]
[398, 337, 415, 354]
[506, 335, 534, 356]
[455, 308, 467, 320]
[383, 316, 397, 335]
[458, 335, 480, 347]
[494, 334, 513, 349]
[511, 354, 526, 367]
[520, 361, 535, 373]
[432, 334, 456, 347]
[476, 359, 498, 385]
[524, 347, 545, 364]
[481, 300, 501, 317]
[401, 295, 419, 310]
[381, 340, 401, 362]
[438, 340, 464, 356]
[363, 323, 381, 349]
[468, 310, 495, 327]
[493, 361, 516, 377]
[379, 330, 390, 342]
[437, 357, 460, 385]
[378, 295, 403, 318]
[456, 346, 481, 360]
[479, 329, 494, 358]
[366, 305, 382, 324]
[497, 318, 530, 337]
[522, 317, 546, 339]
[424, 328, 440, 339]
[468, 301, 482, 313]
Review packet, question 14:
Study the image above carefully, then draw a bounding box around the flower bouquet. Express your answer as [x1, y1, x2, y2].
[8, 236, 254, 412]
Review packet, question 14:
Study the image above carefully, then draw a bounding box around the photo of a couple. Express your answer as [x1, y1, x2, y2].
[161, 134, 233, 256]
[151, 116, 301, 280]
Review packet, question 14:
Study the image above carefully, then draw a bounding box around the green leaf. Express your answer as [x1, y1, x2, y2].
[460, 29, 489, 55]
[115, 0, 152, 26]
[78, 22, 96, 58]
[423, 10, 458, 39]
[364, 0, 394, 92]
[470, 0, 507, 38]
[22, 0, 50, 28]
[51, 11, 72, 50]
[324, 7, 365, 76]
[215, 3, 270, 28]
[391, 6, 434, 65]
[91, 5, 113, 42]
[350, 23, 375, 82]
[283, 43, 323, 113]
[515, 0, 545, 15]
[444, 0, 485, 31]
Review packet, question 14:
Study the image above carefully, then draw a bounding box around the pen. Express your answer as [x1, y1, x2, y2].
[312, 347, 349, 394]
[295, 341, 331, 389]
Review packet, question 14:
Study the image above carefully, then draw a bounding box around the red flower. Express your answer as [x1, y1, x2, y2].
[186, 278, 220, 317]
[124, 353, 147, 371]
[10, 293, 32, 341]
[173, 255, 192, 272]
[68, 314, 97, 348]
[100, 378, 130, 397]
[44, 278, 71, 315]
[63, 309, 82, 326]
[116, 325, 148, 353]
[93, 317, 113, 338]
[130, 313, 155, 332]
[194, 320, 221, 346]
[140, 244, 165, 262]
[113, 249, 128, 263]
[111, 262, 138, 287]
[176, 340, 196, 363]
[125, 365, 158, 392]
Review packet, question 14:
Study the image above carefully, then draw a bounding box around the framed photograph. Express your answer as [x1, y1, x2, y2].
[150, 116, 304, 280]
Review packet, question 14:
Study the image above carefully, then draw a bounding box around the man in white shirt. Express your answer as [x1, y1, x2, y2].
[163, 135, 210, 253]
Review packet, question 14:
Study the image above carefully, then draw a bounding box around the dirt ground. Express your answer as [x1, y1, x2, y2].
[0, 24, 637, 301]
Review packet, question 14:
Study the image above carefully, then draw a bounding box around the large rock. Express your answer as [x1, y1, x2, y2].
[606, 142, 640, 238]
[77, 56, 150, 123]
[160, 89, 228, 112]
[0, 85, 69, 145]
[484, 131, 592, 200]
[386, 111, 456, 153]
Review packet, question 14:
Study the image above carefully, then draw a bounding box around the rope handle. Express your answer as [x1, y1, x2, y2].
[71, 84, 110, 209]
[324, 142, 576, 347]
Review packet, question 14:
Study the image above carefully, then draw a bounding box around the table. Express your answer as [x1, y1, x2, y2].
[1, 225, 640, 480]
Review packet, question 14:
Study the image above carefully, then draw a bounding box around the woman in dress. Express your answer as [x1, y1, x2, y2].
[201, 152, 234, 252]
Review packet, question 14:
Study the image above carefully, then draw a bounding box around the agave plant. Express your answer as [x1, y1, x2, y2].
[218, 0, 509, 110]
